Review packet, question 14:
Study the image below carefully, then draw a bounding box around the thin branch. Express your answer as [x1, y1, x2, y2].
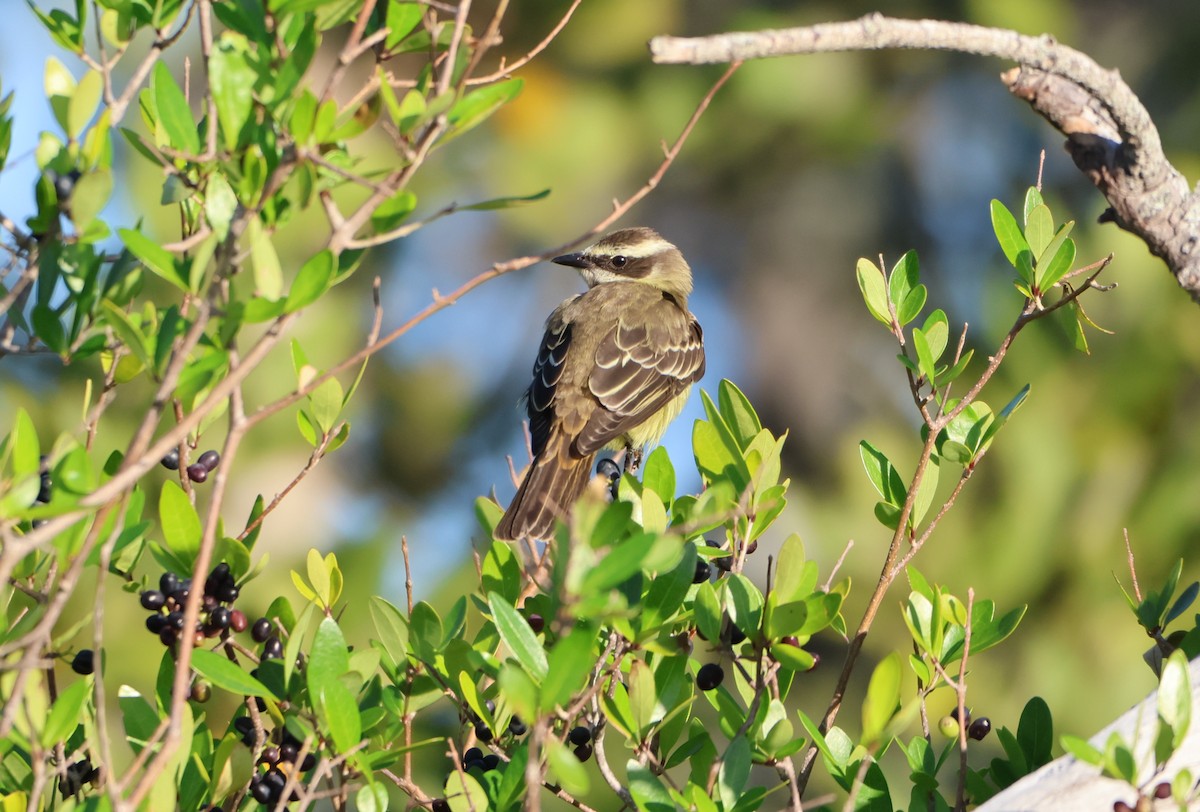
[653, 13, 1200, 303]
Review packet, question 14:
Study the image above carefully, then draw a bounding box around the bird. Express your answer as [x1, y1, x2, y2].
[494, 227, 705, 541]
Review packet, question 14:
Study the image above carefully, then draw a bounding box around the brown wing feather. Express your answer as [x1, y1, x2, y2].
[524, 318, 572, 459]
[575, 300, 704, 456]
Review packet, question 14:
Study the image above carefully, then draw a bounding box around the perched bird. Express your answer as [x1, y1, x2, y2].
[495, 227, 705, 541]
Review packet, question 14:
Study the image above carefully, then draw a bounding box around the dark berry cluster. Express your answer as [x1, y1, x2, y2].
[161, 448, 221, 484]
[704, 537, 758, 577]
[58, 758, 99, 799]
[140, 565, 247, 647]
[567, 725, 593, 762]
[244, 728, 316, 807]
[251, 616, 283, 661]
[460, 746, 501, 773]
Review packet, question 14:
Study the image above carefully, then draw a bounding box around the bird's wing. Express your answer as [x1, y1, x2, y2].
[575, 298, 705, 455]
[525, 316, 572, 459]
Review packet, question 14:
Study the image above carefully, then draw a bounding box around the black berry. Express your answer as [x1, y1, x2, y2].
[693, 560, 711, 583]
[262, 637, 283, 659]
[949, 706, 971, 725]
[234, 716, 254, 735]
[71, 649, 95, 675]
[462, 747, 483, 764]
[52, 170, 80, 202]
[209, 606, 230, 629]
[299, 753, 316, 771]
[37, 473, 52, 504]
[158, 628, 177, 646]
[280, 741, 299, 763]
[696, 663, 724, 691]
[161, 449, 180, 470]
[140, 590, 166, 610]
[596, 458, 620, 481]
[482, 754, 500, 770]
[745, 539, 758, 555]
[567, 725, 592, 746]
[249, 776, 273, 804]
[216, 584, 239, 603]
[968, 717, 992, 741]
[526, 613, 544, 634]
[432, 801, 451, 812]
[573, 743, 593, 762]
[197, 450, 220, 471]
[160, 572, 180, 594]
[186, 463, 208, 483]
[146, 614, 167, 634]
[474, 723, 493, 743]
[251, 617, 272, 642]
[260, 746, 281, 766]
[508, 715, 527, 736]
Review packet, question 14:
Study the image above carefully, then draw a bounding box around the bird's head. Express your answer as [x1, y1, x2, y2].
[553, 227, 693, 302]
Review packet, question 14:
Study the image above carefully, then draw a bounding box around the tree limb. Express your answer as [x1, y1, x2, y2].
[650, 13, 1200, 302]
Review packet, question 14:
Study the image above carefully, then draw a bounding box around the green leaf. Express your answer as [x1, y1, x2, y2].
[370, 596, 409, 667]
[546, 737, 590, 796]
[209, 33, 256, 151]
[191, 649, 274, 699]
[461, 188, 551, 211]
[1017, 696, 1054, 767]
[31, 304, 66, 355]
[489, 592, 547, 682]
[718, 735, 751, 810]
[310, 377, 344, 435]
[68, 69, 102, 140]
[100, 300, 154, 372]
[159, 480, 201, 563]
[1023, 186, 1044, 222]
[717, 379, 762, 450]
[70, 168, 113, 230]
[771, 534, 815, 604]
[285, 250, 334, 312]
[1037, 236, 1076, 291]
[119, 228, 188, 292]
[384, 2, 424, 49]
[912, 327, 935, 383]
[856, 257, 890, 325]
[41, 677, 90, 748]
[443, 78, 522, 142]
[888, 250, 919, 314]
[641, 446, 676, 506]
[859, 440, 905, 506]
[540, 626, 596, 712]
[1025, 204, 1053, 259]
[442, 769, 489, 812]
[991, 199, 1028, 268]
[152, 61, 199, 154]
[248, 218, 283, 300]
[204, 172, 238, 240]
[320, 678, 363, 755]
[1158, 650, 1191, 749]
[861, 652, 901, 746]
[627, 760, 674, 812]
[896, 284, 927, 327]
[370, 189, 417, 234]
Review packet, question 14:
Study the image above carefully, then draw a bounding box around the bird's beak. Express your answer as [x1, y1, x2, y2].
[552, 252, 588, 268]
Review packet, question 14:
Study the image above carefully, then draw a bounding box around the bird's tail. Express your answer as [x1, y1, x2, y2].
[494, 433, 593, 541]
